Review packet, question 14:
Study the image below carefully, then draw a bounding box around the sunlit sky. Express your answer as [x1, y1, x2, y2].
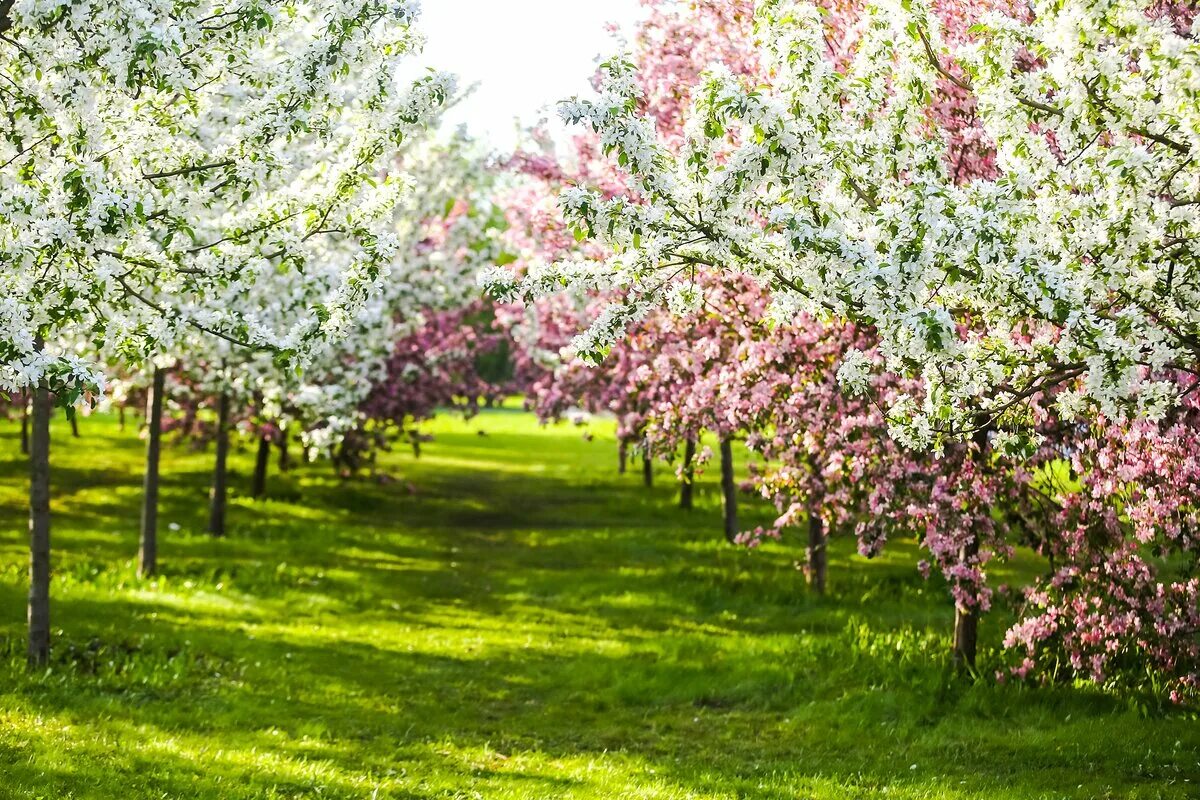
[414, 0, 645, 151]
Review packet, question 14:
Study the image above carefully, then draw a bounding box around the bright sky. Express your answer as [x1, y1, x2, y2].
[414, 0, 645, 151]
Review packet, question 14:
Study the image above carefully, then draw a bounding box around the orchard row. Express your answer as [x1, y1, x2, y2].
[3, 0, 1199, 706]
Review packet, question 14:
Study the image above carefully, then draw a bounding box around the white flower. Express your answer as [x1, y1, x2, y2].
[836, 350, 873, 396]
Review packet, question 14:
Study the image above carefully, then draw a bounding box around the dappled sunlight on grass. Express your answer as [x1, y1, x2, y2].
[0, 408, 1194, 798]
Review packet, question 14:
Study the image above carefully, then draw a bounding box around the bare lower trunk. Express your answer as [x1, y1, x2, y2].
[618, 441, 628, 474]
[642, 453, 653, 488]
[411, 434, 421, 459]
[208, 393, 230, 537]
[953, 425, 990, 671]
[20, 391, 29, 455]
[27, 381, 51, 667]
[138, 367, 165, 578]
[953, 537, 980, 671]
[69, 414, 79, 438]
[807, 511, 827, 595]
[252, 435, 270, 499]
[118, 405, 126, 432]
[278, 435, 290, 472]
[679, 437, 696, 510]
[719, 438, 738, 543]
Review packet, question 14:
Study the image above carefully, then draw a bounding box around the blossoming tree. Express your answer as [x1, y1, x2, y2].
[489, 0, 1200, 447]
[1, 0, 452, 665]
[484, 0, 1199, 699]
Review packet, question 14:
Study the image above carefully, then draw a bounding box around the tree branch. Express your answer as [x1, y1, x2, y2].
[142, 160, 234, 180]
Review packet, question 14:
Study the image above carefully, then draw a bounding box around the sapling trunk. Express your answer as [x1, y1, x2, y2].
[208, 393, 230, 537]
[27, 380, 51, 667]
[252, 435, 270, 499]
[411, 433, 421, 459]
[69, 414, 79, 438]
[19, 391, 29, 455]
[719, 438, 738, 543]
[118, 405, 126, 432]
[680, 437, 696, 510]
[953, 425, 990, 671]
[138, 367, 165, 578]
[807, 511, 827, 595]
[278, 435, 290, 472]
[618, 441, 628, 474]
[642, 453, 653, 488]
[953, 533, 980, 671]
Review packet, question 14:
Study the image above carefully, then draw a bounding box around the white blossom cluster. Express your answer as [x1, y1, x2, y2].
[482, 0, 1200, 446]
[0, 0, 453, 402]
[168, 136, 504, 454]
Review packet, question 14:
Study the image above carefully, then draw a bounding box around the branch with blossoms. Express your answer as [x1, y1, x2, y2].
[482, 0, 1200, 452]
[0, 0, 454, 399]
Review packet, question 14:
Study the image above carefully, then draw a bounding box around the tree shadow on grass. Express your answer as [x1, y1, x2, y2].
[0, 417, 1197, 799]
[2, 591, 1189, 800]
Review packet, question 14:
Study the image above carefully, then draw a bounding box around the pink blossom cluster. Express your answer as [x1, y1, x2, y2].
[1004, 384, 1200, 700]
[341, 303, 506, 471]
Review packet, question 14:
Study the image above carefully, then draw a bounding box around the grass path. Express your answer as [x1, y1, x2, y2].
[0, 408, 1195, 799]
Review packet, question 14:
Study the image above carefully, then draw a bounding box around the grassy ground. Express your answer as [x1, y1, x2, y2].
[0, 406, 1195, 799]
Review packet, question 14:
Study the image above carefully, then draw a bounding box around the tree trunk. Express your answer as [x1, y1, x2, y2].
[679, 437, 696, 510]
[411, 434, 421, 459]
[118, 405, 126, 432]
[208, 393, 230, 537]
[953, 534, 980, 672]
[618, 441, 628, 474]
[278, 434, 291, 472]
[953, 425, 990, 671]
[69, 414, 79, 438]
[27, 380, 51, 668]
[19, 390, 29, 455]
[138, 367, 165, 578]
[719, 438, 738, 543]
[807, 511, 827, 595]
[252, 435, 270, 499]
[642, 453, 653, 488]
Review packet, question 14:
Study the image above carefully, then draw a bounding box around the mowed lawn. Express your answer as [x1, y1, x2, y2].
[0, 407, 1195, 799]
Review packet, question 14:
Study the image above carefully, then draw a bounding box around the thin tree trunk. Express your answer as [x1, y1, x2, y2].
[618, 441, 628, 474]
[251, 435, 270, 499]
[278, 434, 290, 472]
[118, 405, 126, 432]
[953, 425, 990, 671]
[720, 438, 738, 543]
[27, 379, 51, 667]
[69, 414, 79, 438]
[208, 393, 230, 537]
[411, 434, 421, 459]
[953, 534, 980, 672]
[642, 453, 653, 488]
[679, 437, 696, 510]
[19, 390, 29, 455]
[807, 511, 827, 595]
[138, 367, 165, 578]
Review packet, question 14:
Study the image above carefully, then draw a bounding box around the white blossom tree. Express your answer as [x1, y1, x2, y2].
[1, 0, 453, 665]
[155, 136, 498, 547]
[483, 0, 1200, 451]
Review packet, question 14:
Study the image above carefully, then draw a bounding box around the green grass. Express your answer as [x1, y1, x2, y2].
[0, 407, 1195, 799]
